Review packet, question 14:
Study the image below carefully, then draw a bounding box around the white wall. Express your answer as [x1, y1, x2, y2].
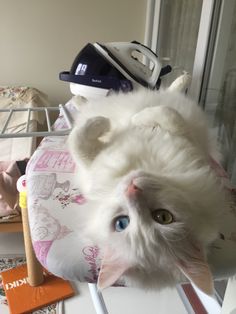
[0, 0, 147, 105]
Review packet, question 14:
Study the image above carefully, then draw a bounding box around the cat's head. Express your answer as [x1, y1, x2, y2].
[87, 169, 225, 294]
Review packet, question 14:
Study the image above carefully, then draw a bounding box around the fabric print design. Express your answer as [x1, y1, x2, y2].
[37, 136, 68, 151]
[0, 257, 26, 306]
[31, 206, 72, 242]
[53, 188, 86, 209]
[31, 205, 72, 267]
[34, 150, 76, 173]
[0, 279, 7, 305]
[28, 173, 70, 200]
[0, 257, 26, 272]
[53, 114, 69, 130]
[82, 246, 101, 283]
[0, 86, 24, 102]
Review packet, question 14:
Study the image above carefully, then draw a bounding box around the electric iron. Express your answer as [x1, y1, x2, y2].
[59, 41, 171, 99]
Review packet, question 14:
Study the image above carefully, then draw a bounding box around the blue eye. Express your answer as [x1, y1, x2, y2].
[114, 216, 130, 232]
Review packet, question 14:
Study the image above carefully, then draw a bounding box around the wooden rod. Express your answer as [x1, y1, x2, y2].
[21, 204, 44, 286]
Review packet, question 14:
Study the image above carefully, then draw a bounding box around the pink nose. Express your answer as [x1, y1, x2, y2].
[126, 181, 141, 196]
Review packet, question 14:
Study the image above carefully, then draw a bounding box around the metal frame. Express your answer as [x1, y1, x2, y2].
[144, 0, 161, 51]
[0, 104, 72, 138]
[200, 0, 236, 107]
[176, 285, 195, 314]
[88, 284, 109, 314]
[188, 0, 216, 103]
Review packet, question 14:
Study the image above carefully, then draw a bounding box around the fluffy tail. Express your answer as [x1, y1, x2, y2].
[168, 72, 191, 93]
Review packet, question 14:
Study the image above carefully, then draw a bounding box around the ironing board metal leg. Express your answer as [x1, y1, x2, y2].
[88, 283, 109, 314]
[21, 206, 44, 286]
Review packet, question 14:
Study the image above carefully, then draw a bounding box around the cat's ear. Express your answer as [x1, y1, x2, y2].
[97, 249, 130, 290]
[176, 245, 214, 295]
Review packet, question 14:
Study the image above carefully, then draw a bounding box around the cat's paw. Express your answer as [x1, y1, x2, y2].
[131, 106, 187, 136]
[84, 116, 110, 140]
[69, 116, 110, 163]
[131, 106, 164, 128]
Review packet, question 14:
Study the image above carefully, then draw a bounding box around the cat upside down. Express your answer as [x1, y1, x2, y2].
[68, 86, 229, 295]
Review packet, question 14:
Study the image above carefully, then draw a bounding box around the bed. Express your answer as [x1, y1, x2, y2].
[0, 86, 50, 230]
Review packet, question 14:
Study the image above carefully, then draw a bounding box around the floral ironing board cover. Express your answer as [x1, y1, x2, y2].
[26, 99, 236, 284]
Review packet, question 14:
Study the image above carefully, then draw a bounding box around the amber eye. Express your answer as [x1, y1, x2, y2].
[151, 209, 174, 225]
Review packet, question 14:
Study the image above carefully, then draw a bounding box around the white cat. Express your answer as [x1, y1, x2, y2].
[68, 85, 228, 295]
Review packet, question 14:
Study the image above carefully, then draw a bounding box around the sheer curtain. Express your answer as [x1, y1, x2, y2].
[156, 0, 203, 87]
[156, 0, 236, 183]
[214, 3, 236, 183]
[149, 0, 236, 302]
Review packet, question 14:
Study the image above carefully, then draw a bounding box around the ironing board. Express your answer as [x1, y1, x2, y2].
[26, 100, 102, 283]
[24, 98, 236, 311]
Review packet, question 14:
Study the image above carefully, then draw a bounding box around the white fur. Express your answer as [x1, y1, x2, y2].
[68, 88, 228, 290]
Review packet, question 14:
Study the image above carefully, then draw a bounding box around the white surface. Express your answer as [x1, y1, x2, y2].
[65, 282, 188, 314]
[70, 83, 109, 100]
[0, 136, 36, 161]
[103, 286, 187, 314]
[0, 232, 25, 256]
[0, 120, 37, 160]
[0, 233, 188, 314]
[193, 285, 221, 314]
[221, 276, 236, 314]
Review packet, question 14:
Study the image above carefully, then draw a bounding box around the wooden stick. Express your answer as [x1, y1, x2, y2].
[21, 205, 44, 286]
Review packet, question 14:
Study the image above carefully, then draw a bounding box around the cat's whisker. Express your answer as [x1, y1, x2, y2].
[158, 224, 190, 242]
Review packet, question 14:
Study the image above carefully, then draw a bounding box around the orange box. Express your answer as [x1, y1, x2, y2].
[1, 264, 74, 314]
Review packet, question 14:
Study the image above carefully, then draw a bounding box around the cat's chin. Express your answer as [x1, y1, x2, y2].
[120, 266, 186, 290]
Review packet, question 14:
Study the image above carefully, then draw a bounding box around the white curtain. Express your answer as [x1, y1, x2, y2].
[215, 3, 236, 183]
[156, 0, 203, 87]
[155, 0, 236, 183]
